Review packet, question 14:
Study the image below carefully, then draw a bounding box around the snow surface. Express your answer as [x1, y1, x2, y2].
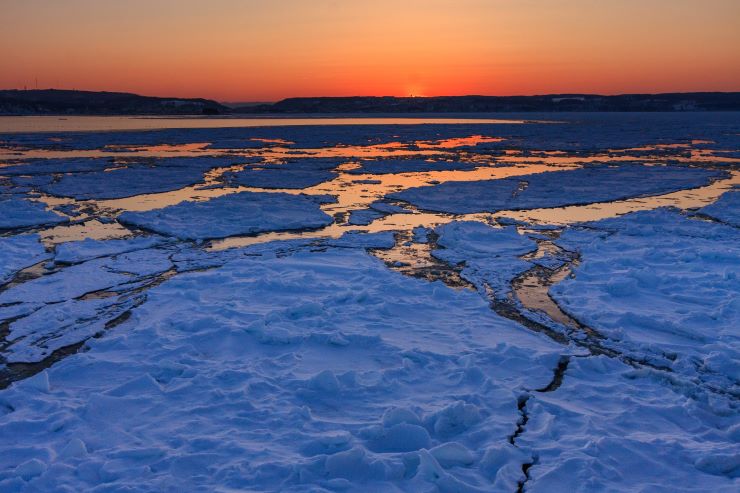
[521, 355, 739, 492]
[227, 158, 341, 189]
[119, 192, 334, 240]
[552, 208, 740, 388]
[40, 157, 235, 200]
[0, 198, 68, 229]
[0, 234, 49, 284]
[346, 158, 477, 175]
[699, 188, 739, 226]
[391, 165, 725, 214]
[0, 247, 566, 492]
[433, 221, 536, 299]
[54, 236, 169, 264]
[347, 202, 410, 226]
[2, 158, 111, 176]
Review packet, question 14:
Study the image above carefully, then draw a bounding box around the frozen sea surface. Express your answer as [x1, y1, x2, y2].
[0, 113, 739, 492]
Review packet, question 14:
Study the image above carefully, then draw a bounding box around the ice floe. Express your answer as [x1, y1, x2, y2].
[0, 198, 68, 229]
[698, 188, 739, 226]
[0, 234, 49, 284]
[119, 192, 334, 240]
[391, 165, 725, 214]
[552, 208, 740, 387]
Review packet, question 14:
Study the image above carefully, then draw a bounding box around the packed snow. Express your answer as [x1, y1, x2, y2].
[0, 247, 566, 492]
[433, 221, 536, 299]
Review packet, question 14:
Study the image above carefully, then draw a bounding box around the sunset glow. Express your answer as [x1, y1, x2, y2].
[2, 0, 739, 101]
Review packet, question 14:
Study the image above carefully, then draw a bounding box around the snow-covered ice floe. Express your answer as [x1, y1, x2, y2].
[39, 157, 236, 200]
[552, 208, 740, 391]
[0, 234, 50, 284]
[0, 198, 68, 229]
[0, 230, 736, 491]
[119, 192, 334, 240]
[391, 164, 726, 214]
[346, 158, 477, 175]
[227, 158, 342, 189]
[698, 188, 739, 226]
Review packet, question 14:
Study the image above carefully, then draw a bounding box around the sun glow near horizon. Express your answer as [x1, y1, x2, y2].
[2, 0, 739, 101]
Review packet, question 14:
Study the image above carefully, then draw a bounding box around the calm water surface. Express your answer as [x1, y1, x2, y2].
[0, 115, 531, 133]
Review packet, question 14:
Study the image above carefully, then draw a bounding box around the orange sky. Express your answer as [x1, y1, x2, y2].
[2, 0, 739, 101]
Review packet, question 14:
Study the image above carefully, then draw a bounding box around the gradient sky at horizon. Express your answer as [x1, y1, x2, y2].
[2, 0, 739, 101]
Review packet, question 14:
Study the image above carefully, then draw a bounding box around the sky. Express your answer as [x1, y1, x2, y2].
[2, 0, 739, 101]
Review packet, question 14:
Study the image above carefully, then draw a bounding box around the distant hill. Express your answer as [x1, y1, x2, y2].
[2, 90, 738, 115]
[233, 93, 740, 113]
[0, 89, 227, 115]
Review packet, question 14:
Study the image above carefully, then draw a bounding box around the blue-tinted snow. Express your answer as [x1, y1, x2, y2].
[0, 234, 49, 284]
[521, 356, 739, 492]
[391, 164, 726, 214]
[433, 221, 536, 299]
[227, 158, 342, 189]
[552, 209, 740, 385]
[119, 192, 334, 240]
[346, 158, 477, 175]
[0, 247, 564, 492]
[1, 158, 112, 175]
[40, 157, 236, 200]
[0, 198, 68, 229]
[698, 188, 740, 226]
[54, 236, 169, 264]
[348, 202, 410, 226]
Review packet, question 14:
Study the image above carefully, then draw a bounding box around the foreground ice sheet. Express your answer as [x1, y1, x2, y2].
[0, 239, 737, 492]
[0, 247, 566, 492]
[522, 356, 739, 492]
[119, 192, 334, 240]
